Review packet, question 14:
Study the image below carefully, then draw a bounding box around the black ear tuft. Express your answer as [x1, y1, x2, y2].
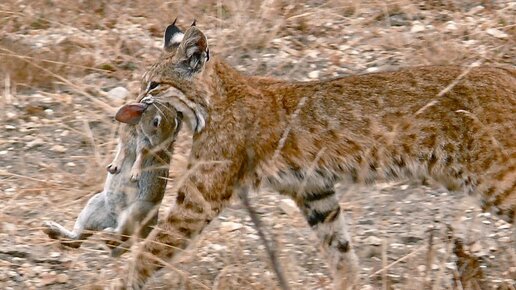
[191, 19, 196, 26]
[164, 19, 184, 51]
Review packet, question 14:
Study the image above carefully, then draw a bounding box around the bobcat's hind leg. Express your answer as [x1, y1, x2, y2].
[296, 185, 359, 290]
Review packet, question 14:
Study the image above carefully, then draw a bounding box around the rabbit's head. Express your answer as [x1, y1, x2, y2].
[115, 97, 182, 148]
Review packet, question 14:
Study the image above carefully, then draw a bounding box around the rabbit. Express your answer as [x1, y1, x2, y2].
[42, 96, 182, 257]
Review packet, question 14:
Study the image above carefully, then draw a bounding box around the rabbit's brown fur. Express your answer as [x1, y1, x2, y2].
[115, 22, 515, 289]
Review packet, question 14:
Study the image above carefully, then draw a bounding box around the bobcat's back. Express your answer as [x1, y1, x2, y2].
[251, 66, 515, 220]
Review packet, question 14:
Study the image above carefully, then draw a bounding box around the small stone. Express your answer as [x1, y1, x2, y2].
[498, 236, 511, 243]
[38, 272, 57, 286]
[486, 28, 508, 39]
[445, 21, 458, 31]
[358, 219, 374, 225]
[509, 266, 516, 275]
[390, 243, 405, 249]
[50, 145, 67, 153]
[468, 6, 484, 15]
[247, 233, 260, 240]
[5, 125, 16, 130]
[0, 150, 7, 155]
[3, 222, 16, 232]
[7, 271, 18, 278]
[417, 265, 426, 272]
[220, 221, 243, 233]
[365, 67, 379, 73]
[50, 252, 61, 258]
[389, 14, 408, 26]
[364, 236, 382, 246]
[306, 49, 319, 58]
[308, 70, 320, 79]
[470, 242, 482, 253]
[339, 44, 350, 51]
[400, 184, 409, 190]
[481, 220, 491, 225]
[56, 273, 68, 283]
[200, 256, 215, 263]
[66, 162, 76, 167]
[498, 223, 510, 230]
[401, 235, 422, 244]
[44, 109, 54, 116]
[33, 266, 45, 274]
[410, 22, 425, 33]
[107, 86, 129, 100]
[445, 262, 456, 270]
[26, 138, 44, 149]
[279, 199, 299, 216]
[210, 244, 227, 251]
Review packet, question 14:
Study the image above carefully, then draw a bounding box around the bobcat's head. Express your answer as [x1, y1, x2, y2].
[138, 20, 210, 133]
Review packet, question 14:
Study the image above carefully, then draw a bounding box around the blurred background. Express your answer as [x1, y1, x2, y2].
[0, 1, 514, 289]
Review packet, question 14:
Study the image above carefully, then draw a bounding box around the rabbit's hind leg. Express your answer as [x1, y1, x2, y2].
[43, 192, 116, 248]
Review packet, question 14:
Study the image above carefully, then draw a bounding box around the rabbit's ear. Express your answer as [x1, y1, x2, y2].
[115, 103, 148, 125]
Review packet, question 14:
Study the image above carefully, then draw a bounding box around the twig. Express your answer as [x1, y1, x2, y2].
[369, 246, 425, 278]
[238, 186, 291, 290]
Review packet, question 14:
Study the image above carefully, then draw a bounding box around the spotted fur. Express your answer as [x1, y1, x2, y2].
[115, 22, 515, 289]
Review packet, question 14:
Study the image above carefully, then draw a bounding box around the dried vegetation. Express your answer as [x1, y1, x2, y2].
[0, 0, 514, 289]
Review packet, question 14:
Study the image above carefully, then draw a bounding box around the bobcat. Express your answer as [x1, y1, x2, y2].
[113, 21, 515, 289]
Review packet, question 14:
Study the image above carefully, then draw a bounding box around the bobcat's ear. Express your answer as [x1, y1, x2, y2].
[115, 103, 148, 125]
[176, 26, 209, 76]
[163, 19, 184, 52]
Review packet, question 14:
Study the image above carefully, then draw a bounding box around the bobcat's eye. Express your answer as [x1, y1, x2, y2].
[148, 81, 160, 91]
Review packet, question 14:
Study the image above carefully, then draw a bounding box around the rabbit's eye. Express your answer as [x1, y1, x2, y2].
[153, 117, 160, 127]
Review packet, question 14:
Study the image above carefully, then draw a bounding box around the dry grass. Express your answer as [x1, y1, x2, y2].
[0, 0, 514, 289]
